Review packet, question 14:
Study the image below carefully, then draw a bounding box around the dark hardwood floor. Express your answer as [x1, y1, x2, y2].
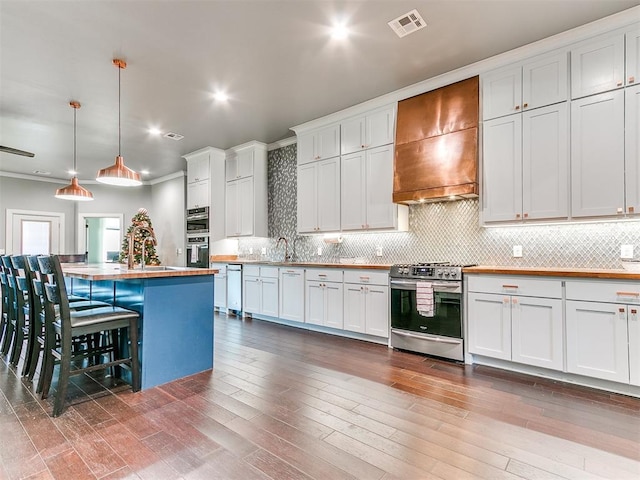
[1, 313, 639, 479]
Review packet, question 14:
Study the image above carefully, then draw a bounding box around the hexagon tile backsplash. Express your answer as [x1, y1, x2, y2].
[237, 144, 640, 269]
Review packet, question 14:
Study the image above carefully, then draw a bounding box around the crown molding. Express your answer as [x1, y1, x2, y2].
[148, 170, 185, 185]
[0, 171, 68, 184]
[268, 137, 297, 150]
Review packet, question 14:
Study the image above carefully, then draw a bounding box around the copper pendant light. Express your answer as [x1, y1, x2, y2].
[96, 58, 142, 186]
[55, 101, 94, 201]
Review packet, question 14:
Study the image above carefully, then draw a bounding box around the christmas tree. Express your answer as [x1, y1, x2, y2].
[119, 208, 161, 266]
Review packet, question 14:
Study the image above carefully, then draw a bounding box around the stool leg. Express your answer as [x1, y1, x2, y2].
[129, 320, 140, 392]
[10, 318, 25, 366]
[1, 319, 14, 355]
[52, 333, 72, 417]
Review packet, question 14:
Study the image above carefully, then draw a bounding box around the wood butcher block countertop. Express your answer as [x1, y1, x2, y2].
[62, 264, 219, 281]
[212, 259, 392, 270]
[463, 265, 640, 281]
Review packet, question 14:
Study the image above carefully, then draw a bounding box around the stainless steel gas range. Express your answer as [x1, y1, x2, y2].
[389, 262, 471, 362]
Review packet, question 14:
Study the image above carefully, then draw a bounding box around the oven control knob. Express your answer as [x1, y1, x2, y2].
[443, 270, 450, 277]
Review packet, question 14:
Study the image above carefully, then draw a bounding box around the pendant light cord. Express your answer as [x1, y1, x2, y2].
[118, 64, 122, 156]
[73, 106, 77, 172]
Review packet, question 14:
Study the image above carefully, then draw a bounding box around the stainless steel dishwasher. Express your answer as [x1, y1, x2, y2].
[226, 264, 243, 314]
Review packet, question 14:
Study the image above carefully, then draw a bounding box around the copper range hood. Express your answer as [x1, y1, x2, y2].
[393, 76, 479, 204]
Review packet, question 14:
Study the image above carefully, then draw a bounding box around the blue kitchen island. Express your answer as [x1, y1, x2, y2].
[63, 264, 217, 389]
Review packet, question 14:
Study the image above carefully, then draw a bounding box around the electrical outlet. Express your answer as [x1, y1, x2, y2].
[249, 247, 253, 254]
[621, 244, 634, 259]
[317, 247, 322, 256]
[513, 245, 523, 258]
[376, 246, 383, 257]
[261, 247, 266, 255]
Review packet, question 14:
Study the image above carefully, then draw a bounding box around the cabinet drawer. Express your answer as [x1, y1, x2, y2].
[467, 275, 562, 298]
[280, 267, 304, 277]
[244, 265, 260, 277]
[306, 268, 343, 283]
[260, 266, 279, 278]
[343, 270, 389, 285]
[566, 279, 640, 304]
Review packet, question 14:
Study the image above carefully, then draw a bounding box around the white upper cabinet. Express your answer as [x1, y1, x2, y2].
[186, 151, 210, 184]
[297, 124, 340, 165]
[225, 142, 267, 237]
[482, 51, 568, 120]
[187, 181, 210, 210]
[482, 114, 523, 222]
[225, 148, 254, 181]
[626, 85, 640, 215]
[571, 90, 625, 217]
[626, 25, 640, 86]
[297, 157, 341, 233]
[340, 105, 395, 155]
[571, 31, 625, 99]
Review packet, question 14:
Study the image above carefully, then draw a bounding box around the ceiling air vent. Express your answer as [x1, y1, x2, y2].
[388, 9, 427, 38]
[163, 132, 184, 141]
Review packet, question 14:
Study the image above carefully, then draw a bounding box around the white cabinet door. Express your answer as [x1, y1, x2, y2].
[511, 296, 563, 371]
[482, 65, 522, 120]
[341, 151, 366, 230]
[325, 282, 344, 330]
[279, 269, 304, 322]
[521, 51, 568, 112]
[627, 25, 640, 87]
[341, 116, 366, 155]
[187, 153, 210, 183]
[297, 132, 317, 165]
[366, 106, 395, 149]
[306, 281, 325, 326]
[187, 180, 210, 209]
[243, 275, 261, 314]
[212, 264, 227, 309]
[482, 115, 522, 222]
[317, 157, 341, 232]
[468, 292, 511, 360]
[317, 124, 341, 160]
[571, 32, 625, 99]
[343, 284, 366, 333]
[225, 153, 238, 182]
[566, 300, 629, 383]
[629, 306, 640, 386]
[366, 285, 389, 337]
[522, 103, 568, 220]
[625, 85, 640, 215]
[225, 181, 240, 236]
[238, 177, 255, 236]
[571, 90, 625, 217]
[261, 277, 279, 317]
[297, 163, 318, 233]
[365, 144, 395, 229]
[236, 149, 254, 179]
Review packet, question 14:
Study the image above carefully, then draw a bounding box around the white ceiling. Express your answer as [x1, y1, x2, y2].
[1, 1, 638, 182]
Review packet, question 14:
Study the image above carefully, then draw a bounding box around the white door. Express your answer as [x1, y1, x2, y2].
[238, 177, 254, 236]
[571, 90, 625, 217]
[625, 85, 640, 215]
[482, 64, 522, 120]
[511, 296, 563, 371]
[365, 285, 389, 337]
[324, 282, 344, 330]
[467, 292, 512, 360]
[279, 269, 304, 322]
[243, 275, 261, 314]
[297, 132, 316, 165]
[316, 157, 341, 232]
[8, 210, 64, 255]
[341, 115, 366, 154]
[261, 277, 279, 317]
[522, 103, 568, 220]
[306, 281, 325, 326]
[365, 145, 395, 230]
[571, 32, 625, 99]
[341, 151, 366, 230]
[366, 106, 395, 149]
[521, 50, 568, 110]
[626, 25, 640, 87]
[225, 180, 240, 237]
[343, 283, 366, 333]
[566, 300, 629, 383]
[482, 114, 522, 222]
[316, 124, 340, 160]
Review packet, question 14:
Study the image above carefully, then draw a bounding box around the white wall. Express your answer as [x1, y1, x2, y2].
[151, 175, 186, 266]
[0, 175, 76, 252]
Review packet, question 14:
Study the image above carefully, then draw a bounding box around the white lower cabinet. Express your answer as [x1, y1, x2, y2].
[467, 276, 563, 370]
[305, 269, 343, 329]
[343, 271, 389, 337]
[243, 266, 279, 317]
[279, 268, 305, 322]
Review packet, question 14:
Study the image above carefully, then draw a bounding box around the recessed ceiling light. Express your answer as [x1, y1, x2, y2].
[140, 169, 150, 175]
[331, 21, 349, 40]
[68, 169, 77, 175]
[33, 170, 51, 175]
[213, 91, 229, 102]
[148, 127, 162, 136]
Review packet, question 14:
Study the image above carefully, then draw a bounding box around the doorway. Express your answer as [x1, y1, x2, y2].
[6, 209, 65, 255]
[78, 213, 124, 263]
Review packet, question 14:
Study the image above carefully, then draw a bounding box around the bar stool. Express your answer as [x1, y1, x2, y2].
[0, 269, 10, 349]
[38, 255, 141, 416]
[1, 256, 17, 358]
[9, 256, 30, 367]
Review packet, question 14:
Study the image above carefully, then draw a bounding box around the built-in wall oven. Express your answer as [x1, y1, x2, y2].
[186, 236, 209, 268]
[390, 263, 470, 362]
[186, 206, 209, 235]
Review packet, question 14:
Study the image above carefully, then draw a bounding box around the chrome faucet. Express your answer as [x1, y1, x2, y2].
[276, 237, 290, 262]
[128, 225, 156, 270]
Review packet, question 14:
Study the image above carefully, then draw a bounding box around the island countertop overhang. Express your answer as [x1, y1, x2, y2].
[62, 264, 218, 281]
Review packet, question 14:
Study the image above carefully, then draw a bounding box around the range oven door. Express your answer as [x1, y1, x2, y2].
[390, 279, 464, 361]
